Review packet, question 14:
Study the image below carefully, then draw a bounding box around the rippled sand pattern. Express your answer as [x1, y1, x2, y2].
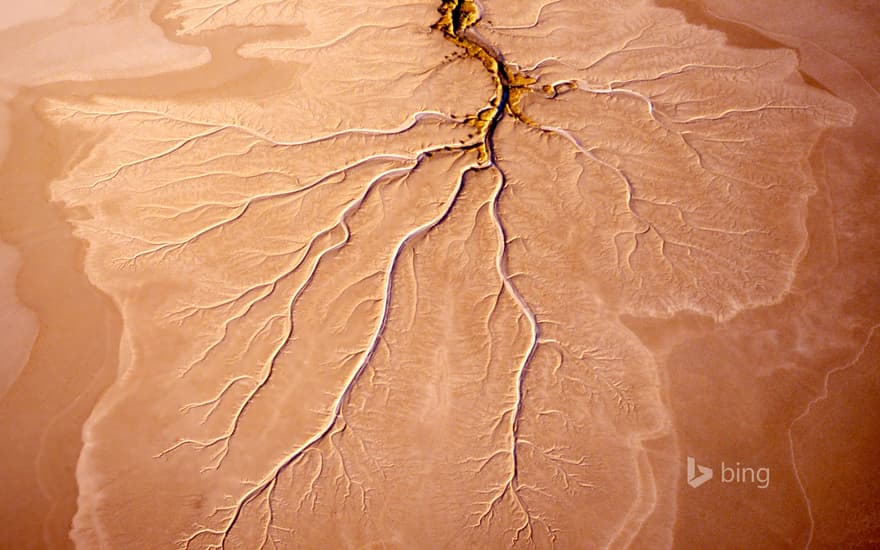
[2, 0, 878, 548]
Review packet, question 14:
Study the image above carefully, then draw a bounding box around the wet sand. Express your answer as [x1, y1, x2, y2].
[1, 1, 878, 548]
[0, 239, 37, 398]
[632, 1, 880, 548]
[0, 91, 121, 549]
[0, 2, 207, 547]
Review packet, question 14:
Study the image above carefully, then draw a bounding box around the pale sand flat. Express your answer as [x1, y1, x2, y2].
[0, 0, 73, 32]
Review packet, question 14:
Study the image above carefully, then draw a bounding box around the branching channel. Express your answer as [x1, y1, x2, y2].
[175, 1, 548, 546]
[436, 1, 543, 540]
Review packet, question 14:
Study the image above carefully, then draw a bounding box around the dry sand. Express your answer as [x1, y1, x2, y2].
[0, 0, 877, 548]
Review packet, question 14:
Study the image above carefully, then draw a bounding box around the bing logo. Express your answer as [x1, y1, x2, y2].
[686, 456, 770, 489]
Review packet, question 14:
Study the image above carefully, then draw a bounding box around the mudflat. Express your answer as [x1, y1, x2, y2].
[0, 1, 877, 548]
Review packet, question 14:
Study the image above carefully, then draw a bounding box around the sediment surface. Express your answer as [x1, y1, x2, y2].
[1, 0, 878, 548]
